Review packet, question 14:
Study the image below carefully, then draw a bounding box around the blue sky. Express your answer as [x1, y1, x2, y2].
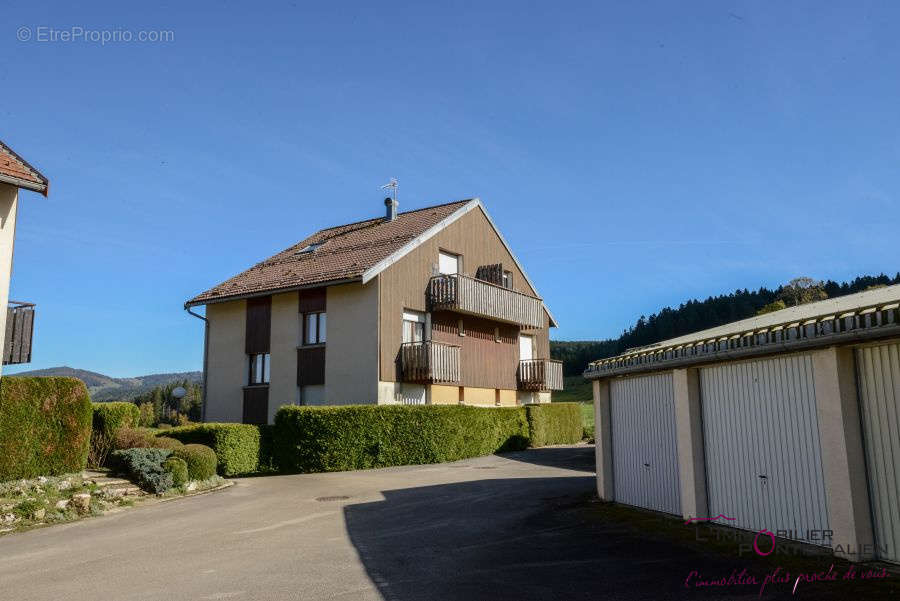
[3, 1, 899, 377]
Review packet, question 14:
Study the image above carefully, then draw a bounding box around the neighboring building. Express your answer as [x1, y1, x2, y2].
[0, 140, 47, 375]
[186, 197, 561, 425]
[585, 284, 900, 564]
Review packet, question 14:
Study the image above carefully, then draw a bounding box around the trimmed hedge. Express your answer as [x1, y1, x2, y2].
[273, 405, 530, 473]
[0, 377, 93, 481]
[171, 444, 217, 480]
[92, 402, 140, 440]
[525, 403, 583, 447]
[163, 457, 188, 487]
[158, 423, 269, 476]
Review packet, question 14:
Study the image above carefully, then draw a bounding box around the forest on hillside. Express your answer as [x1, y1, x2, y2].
[551, 273, 900, 377]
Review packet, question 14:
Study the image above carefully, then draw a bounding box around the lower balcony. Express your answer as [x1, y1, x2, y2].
[517, 359, 563, 391]
[400, 341, 461, 383]
[3, 301, 35, 365]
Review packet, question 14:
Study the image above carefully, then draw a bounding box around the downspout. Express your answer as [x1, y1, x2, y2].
[185, 305, 209, 422]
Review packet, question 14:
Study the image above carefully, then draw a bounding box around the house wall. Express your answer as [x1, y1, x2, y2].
[0, 183, 18, 376]
[325, 281, 379, 404]
[431, 312, 519, 390]
[268, 291, 299, 421]
[377, 205, 551, 387]
[205, 299, 246, 422]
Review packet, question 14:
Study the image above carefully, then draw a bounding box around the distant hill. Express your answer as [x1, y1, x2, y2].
[552, 272, 900, 377]
[7, 367, 202, 402]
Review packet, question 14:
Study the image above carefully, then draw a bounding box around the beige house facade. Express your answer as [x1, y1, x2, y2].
[187, 198, 561, 425]
[586, 284, 900, 564]
[0, 141, 47, 375]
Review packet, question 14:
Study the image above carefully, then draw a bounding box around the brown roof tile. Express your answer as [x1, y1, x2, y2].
[0, 140, 48, 195]
[187, 199, 474, 306]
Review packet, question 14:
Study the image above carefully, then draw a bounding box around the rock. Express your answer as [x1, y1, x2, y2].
[32, 508, 46, 520]
[55, 499, 70, 510]
[186, 481, 197, 492]
[71, 493, 91, 512]
[37, 476, 48, 485]
[57, 479, 72, 491]
[1, 513, 19, 525]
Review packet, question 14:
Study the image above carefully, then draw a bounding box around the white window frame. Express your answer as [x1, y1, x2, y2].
[248, 352, 270, 385]
[304, 311, 326, 345]
[402, 310, 426, 344]
[438, 251, 460, 275]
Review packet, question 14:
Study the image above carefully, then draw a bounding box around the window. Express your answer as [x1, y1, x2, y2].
[304, 311, 326, 345]
[438, 251, 460, 275]
[296, 243, 322, 254]
[502, 270, 513, 289]
[402, 310, 425, 343]
[248, 353, 270, 385]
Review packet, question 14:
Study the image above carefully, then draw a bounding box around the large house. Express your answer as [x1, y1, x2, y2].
[186, 197, 561, 424]
[0, 140, 47, 375]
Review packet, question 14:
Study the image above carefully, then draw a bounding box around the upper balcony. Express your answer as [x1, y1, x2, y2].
[427, 274, 544, 329]
[399, 341, 461, 383]
[4, 301, 35, 365]
[517, 359, 564, 391]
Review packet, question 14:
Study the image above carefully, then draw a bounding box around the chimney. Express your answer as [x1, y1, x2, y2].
[384, 196, 398, 221]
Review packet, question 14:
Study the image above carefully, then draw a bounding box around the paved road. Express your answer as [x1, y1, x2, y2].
[0, 445, 887, 601]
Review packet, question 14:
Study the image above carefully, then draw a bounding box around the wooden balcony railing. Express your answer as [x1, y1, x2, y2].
[427, 274, 544, 328]
[4, 301, 35, 365]
[400, 341, 461, 383]
[517, 359, 563, 391]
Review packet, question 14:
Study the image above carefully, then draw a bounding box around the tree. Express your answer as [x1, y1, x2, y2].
[757, 299, 787, 315]
[778, 277, 828, 307]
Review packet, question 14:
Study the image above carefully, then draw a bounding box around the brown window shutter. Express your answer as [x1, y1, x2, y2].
[245, 296, 272, 354]
[299, 287, 327, 313]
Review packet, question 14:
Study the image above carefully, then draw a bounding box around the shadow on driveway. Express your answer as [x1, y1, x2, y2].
[344, 446, 897, 601]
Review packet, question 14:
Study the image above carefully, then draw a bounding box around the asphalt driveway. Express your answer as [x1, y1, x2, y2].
[0, 445, 893, 601]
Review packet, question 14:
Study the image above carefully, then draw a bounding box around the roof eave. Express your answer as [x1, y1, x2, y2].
[0, 173, 48, 196]
[184, 276, 363, 309]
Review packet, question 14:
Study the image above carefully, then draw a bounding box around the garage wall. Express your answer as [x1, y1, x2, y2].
[610, 373, 681, 515]
[855, 342, 900, 563]
[700, 354, 830, 545]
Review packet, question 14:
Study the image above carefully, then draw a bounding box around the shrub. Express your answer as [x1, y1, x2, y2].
[273, 405, 529, 473]
[136, 403, 155, 427]
[152, 436, 184, 450]
[160, 423, 267, 476]
[113, 427, 156, 450]
[157, 423, 172, 430]
[525, 403, 583, 447]
[172, 444, 217, 480]
[163, 457, 188, 487]
[0, 376, 92, 481]
[110, 448, 173, 493]
[89, 402, 140, 467]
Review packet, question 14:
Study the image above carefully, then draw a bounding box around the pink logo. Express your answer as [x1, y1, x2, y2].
[753, 529, 776, 556]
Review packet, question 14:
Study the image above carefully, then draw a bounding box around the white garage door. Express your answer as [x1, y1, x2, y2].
[701, 354, 830, 545]
[856, 342, 900, 563]
[610, 373, 681, 515]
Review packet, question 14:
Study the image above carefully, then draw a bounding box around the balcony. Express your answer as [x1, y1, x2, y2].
[399, 341, 461, 383]
[517, 359, 563, 391]
[4, 301, 35, 365]
[427, 274, 544, 328]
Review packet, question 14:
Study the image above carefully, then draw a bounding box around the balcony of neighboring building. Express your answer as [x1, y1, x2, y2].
[426, 273, 544, 329]
[399, 341, 461, 383]
[516, 358, 563, 391]
[4, 301, 35, 365]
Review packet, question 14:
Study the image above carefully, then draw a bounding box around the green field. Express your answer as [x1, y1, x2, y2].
[550, 376, 594, 439]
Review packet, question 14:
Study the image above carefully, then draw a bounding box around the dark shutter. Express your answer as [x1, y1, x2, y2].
[297, 347, 326, 386]
[299, 287, 327, 313]
[245, 296, 272, 354]
[3, 305, 35, 365]
[242, 386, 269, 425]
[475, 264, 503, 286]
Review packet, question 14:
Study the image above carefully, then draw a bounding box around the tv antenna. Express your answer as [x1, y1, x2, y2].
[380, 178, 398, 203]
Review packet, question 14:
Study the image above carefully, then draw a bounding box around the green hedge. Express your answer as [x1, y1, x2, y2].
[0, 377, 93, 481]
[172, 444, 217, 480]
[92, 402, 140, 440]
[159, 423, 269, 476]
[273, 405, 530, 473]
[525, 403, 583, 447]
